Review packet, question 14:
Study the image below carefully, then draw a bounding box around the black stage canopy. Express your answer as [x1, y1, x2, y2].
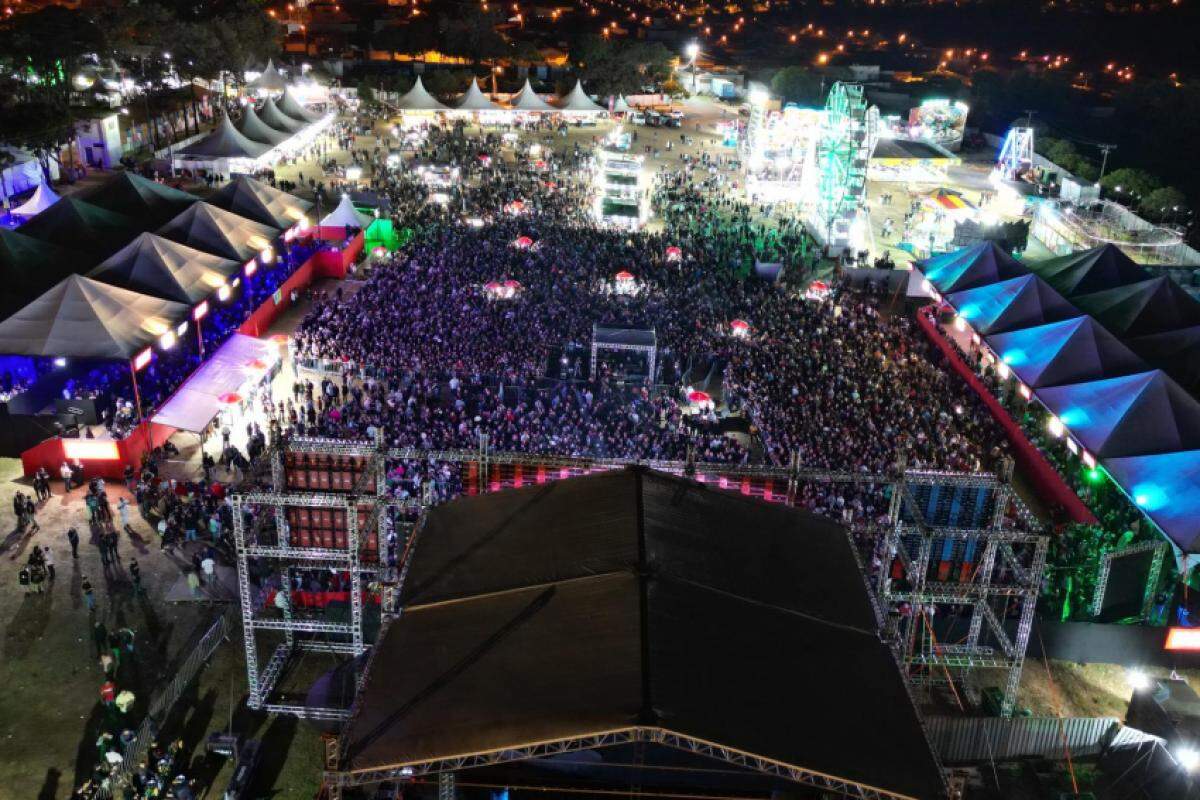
[340, 468, 945, 800]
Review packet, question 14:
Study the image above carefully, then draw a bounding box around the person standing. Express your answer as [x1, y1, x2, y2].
[129, 559, 142, 597]
[117, 497, 132, 534]
[43, 547, 54, 581]
[60, 461, 73, 492]
[66, 526, 79, 558]
[82, 575, 95, 612]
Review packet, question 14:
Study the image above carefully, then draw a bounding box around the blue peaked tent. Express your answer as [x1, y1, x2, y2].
[1103, 450, 1200, 552]
[985, 316, 1146, 389]
[945, 274, 1076, 336]
[918, 241, 1028, 295]
[1035, 371, 1200, 459]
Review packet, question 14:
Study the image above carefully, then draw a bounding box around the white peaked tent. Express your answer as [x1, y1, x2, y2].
[508, 78, 556, 112]
[394, 76, 450, 112]
[177, 114, 271, 161]
[11, 182, 61, 217]
[259, 98, 307, 134]
[320, 194, 371, 229]
[613, 95, 632, 114]
[556, 79, 607, 114]
[455, 78, 501, 111]
[278, 85, 323, 123]
[237, 105, 292, 146]
[249, 59, 288, 94]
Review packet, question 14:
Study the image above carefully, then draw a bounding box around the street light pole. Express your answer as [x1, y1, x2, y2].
[685, 43, 699, 93]
[1097, 143, 1116, 182]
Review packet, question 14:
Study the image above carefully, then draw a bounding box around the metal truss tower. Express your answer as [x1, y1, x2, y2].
[995, 127, 1035, 181]
[878, 458, 1048, 717]
[231, 435, 423, 720]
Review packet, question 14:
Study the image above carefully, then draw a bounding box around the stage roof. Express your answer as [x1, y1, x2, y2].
[1103, 450, 1200, 552]
[206, 175, 310, 230]
[945, 274, 1076, 335]
[1028, 244, 1151, 297]
[343, 469, 943, 800]
[1036, 371, 1200, 459]
[80, 172, 200, 228]
[152, 333, 277, 431]
[0, 274, 187, 359]
[985, 316, 1146, 389]
[918, 241, 1029, 295]
[88, 232, 239, 304]
[1072, 276, 1200, 338]
[594, 323, 656, 348]
[157, 202, 279, 262]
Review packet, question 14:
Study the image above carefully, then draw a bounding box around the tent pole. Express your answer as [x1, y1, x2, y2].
[197, 318, 205, 358]
[130, 359, 144, 421]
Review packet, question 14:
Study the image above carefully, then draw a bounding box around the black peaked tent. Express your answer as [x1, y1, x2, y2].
[236, 105, 292, 146]
[258, 98, 306, 134]
[157, 202, 280, 262]
[0, 229, 85, 321]
[0, 274, 187, 359]
[341, 468, 945, 800]
[1072, 276, 1200, 337]
[1028, 243, 1151, 297]
[81, 172, 200, 229]
[17, 197, 140, 262]
[1129, 325, 1200, 395]
[88, 232, 240, 304]
[207, 175, 311, 229]
[985, 316, 1146, 389]
[175, 114, 271, 160]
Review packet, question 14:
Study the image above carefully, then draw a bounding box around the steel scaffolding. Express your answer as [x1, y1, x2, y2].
[878, 458, 1048, 717]
[232, 435, 423, 720]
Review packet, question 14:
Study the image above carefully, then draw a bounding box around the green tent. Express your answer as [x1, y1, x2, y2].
[364, 219, 412, 253]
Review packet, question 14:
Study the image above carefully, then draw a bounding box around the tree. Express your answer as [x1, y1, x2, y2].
[770, 66, 822, 106]
[1100, 167, 1161, 199]
[356, 81, 376, 105]
[1138, 187, 1189, 220]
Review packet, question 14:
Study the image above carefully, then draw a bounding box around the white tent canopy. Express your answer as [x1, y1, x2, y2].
[557, 79, 607, 114]
[237, 105, 292, 146]
[249, 59, 288, 94]
[278, 85, 323, 123]
[0, 274, 187, 359]
[455, 78, 501, 111]
[613, 95, 632, 114]
[507, 78, 556, 112]
[11, 182, 61, 217]
[3, 147, 57, 206]
[320, 194, 371, 229]
[153, 333, 279, 432]
[258, 97, 306, 134]
[395, 76, 450, 111]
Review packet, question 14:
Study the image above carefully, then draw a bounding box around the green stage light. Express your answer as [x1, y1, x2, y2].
[1085, 468, 1103, 485]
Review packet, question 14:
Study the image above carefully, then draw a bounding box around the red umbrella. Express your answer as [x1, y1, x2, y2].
[219, 392, 242, 404]
[665, 246, 682, 261]
[484, 281, 503, 291]
[514, 235, 534, 249]
[503, 279, 522, 290]
[688, 390, 712, 404]
[245, 358, 268, 370]
[615, 270, 635, 281]
[730, 319, 750, 332]
[810, 280, 830, 292]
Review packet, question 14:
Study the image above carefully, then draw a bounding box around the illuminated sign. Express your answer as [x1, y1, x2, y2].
[1165, 628, 1200, 651]
[63, 439, 121, 460]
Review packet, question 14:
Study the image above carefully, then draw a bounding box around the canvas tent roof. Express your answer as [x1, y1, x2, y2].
[1103, 450, 1200, 552]
[614, 95, 631, 113]
[81, 172, 199, 228]
[157, 202, 279, 262]
[393, 75, 449, 111]
[152, 333, 277, 431]
[556, 78, 606, 113]
[1129, 325, 1200, 395]
[87, 232, 239, 304]
[0, 274, 187, 359]
[1028, 244, 1151, 297]
[507, 77, 556, 111]
[1035, 370, 1200, 459]
[176, 114, 271, 160]
[1072, 276, 1200, 338]
[18, 197, 139, 261]
[11, 182, 60, 217]
[945, 274, 1076, 335]
[278, 85, 323, 123]
[454, 77, 501, 111]
[918, 241, 1029, 295]
[258, 97, 307, 134]
[319, 194, 370, 229]
[985, 316, 1146, 389]
[344, 469, 944, 800]
[0, 229, 83, 321]
[236, 105, 292, 146]
[206, 175, 310, 230]
[248, 59, 288, 93]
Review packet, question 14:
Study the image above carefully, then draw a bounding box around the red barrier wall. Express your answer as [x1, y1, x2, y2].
[21, 421, 176, 480]
[916, 307, 1097, 525]
[238, 256, 318, 337]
